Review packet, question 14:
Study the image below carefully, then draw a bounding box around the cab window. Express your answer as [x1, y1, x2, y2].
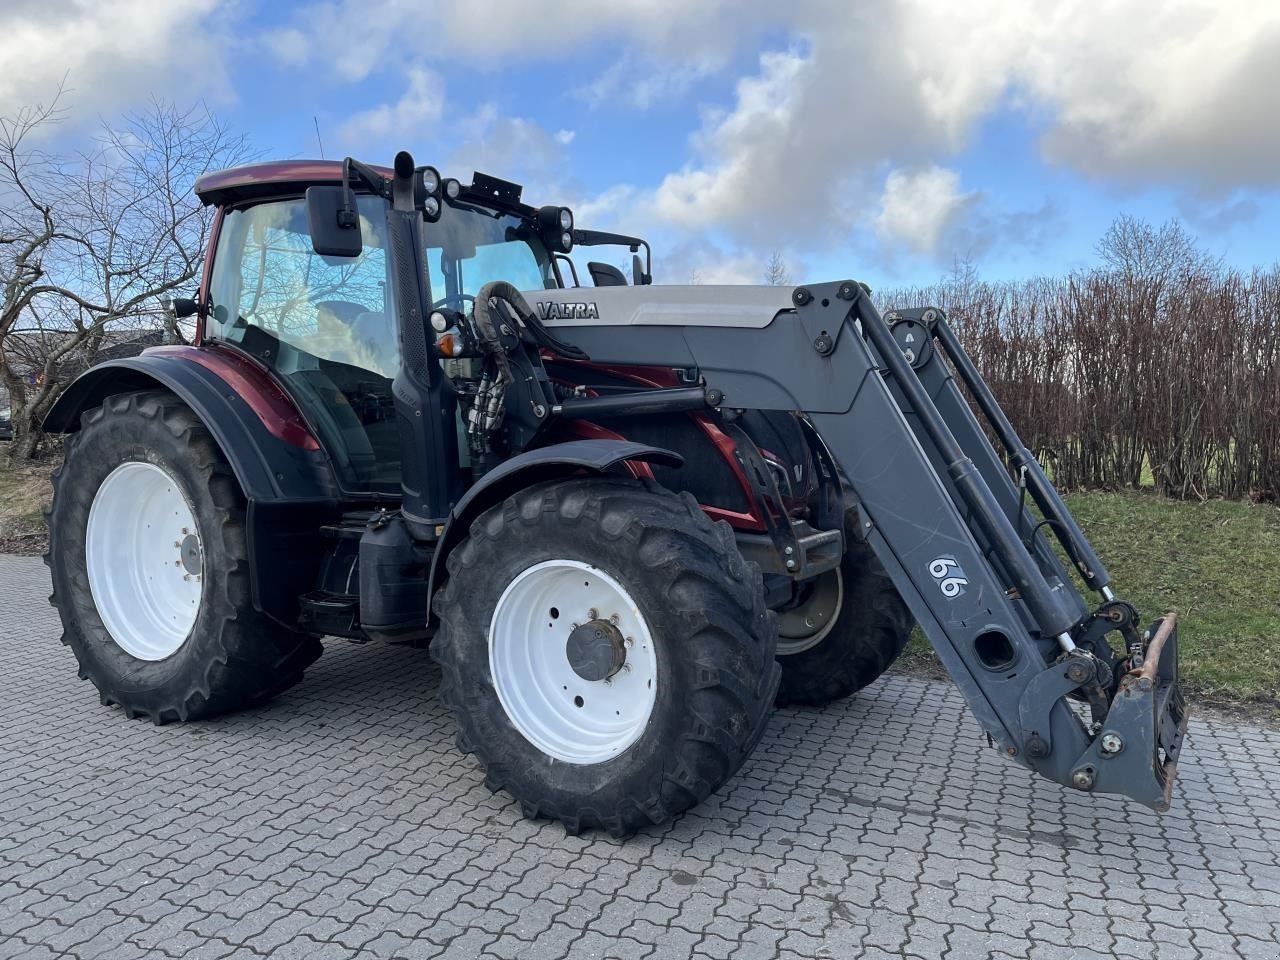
[206, 196, 402, 494]
[425, 199, 555, 311]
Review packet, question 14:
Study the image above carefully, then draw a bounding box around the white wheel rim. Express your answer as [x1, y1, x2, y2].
[85, 461, 203, 661]
[489, 560, 658, 765]
[776, 567, 843, 655]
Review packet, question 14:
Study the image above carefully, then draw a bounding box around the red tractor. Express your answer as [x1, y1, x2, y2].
[44, 153, 1185, 835]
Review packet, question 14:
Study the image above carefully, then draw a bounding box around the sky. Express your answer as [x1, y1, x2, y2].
[3, 0, 1279, 288]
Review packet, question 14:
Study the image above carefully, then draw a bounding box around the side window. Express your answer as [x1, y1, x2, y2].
[209, 198, 396, 378]
[206, 197, 403, 494]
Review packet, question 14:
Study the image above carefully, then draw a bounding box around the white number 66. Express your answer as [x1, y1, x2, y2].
[929, 556, 969, 598]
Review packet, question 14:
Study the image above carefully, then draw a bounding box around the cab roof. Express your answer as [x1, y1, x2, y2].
[194, 160, 394, 207]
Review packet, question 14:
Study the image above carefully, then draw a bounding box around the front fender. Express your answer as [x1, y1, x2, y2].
[426, 439, 683, 610]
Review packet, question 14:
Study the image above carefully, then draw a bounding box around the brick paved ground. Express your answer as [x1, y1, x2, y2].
[2, 552, 1278, 959]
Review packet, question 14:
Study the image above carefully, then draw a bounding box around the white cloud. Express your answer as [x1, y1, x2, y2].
[338, 67, 444, 148]
[874, 166, 976, 256]
[577, 54, 724, 111]
[0, 0, 234, 119]
[265, 0, 773, 82]
[635, 0, 1280, 253]
[444, 105, 576, 197]
[264, 0, 1280, 268]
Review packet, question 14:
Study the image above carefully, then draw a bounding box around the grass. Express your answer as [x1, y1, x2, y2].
[0, 447, 54, 554]
[897, 490, 1280, 712]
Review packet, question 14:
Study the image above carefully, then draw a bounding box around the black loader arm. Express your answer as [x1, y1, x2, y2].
[543, 282, 1187, 811]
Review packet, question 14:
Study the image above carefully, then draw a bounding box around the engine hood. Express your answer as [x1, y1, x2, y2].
[526, 284, 796, 330]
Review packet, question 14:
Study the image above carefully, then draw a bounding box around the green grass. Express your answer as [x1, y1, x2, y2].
[899, 490, 1280, 709]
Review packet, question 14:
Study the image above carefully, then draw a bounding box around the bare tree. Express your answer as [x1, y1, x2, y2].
[763, 250, 791, 286]
[0, 95, 251, 460]
[1095, 214, 1220, 283]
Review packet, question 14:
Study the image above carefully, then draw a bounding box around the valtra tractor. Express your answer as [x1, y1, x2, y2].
[43, 152, 1187, 835]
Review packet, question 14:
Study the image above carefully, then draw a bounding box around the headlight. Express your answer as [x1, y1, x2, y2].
[421, 167, 440, 195]
[559, 208, 573, 231]
[444, 178, 461, 199]
[424, 197, 440, 218]
[561, 231, 573, 251]
[430, 311, 449, 333]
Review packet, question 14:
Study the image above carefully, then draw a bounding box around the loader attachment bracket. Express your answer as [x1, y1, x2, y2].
[1067, 614, 1188, 811]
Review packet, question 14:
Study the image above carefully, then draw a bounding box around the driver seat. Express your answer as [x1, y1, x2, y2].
[588, 262, 628, 287]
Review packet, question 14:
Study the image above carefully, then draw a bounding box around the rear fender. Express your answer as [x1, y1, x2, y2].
[44, 346, 335, 502]
[426, 439, 682, 612]
[44, 348, 341, 630]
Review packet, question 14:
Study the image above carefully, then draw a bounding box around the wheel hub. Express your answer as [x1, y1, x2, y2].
[179, 533, 203, 576]
[776, 568, 843, 655]
[566, 618, 627, 681]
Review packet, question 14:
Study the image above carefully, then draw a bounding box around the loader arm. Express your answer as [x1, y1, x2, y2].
[537, 281, 1187, 810]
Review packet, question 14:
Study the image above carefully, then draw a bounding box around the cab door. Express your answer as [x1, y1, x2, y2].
[205, 196, 404, 495]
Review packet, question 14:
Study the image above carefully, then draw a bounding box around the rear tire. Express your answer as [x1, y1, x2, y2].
[45, 390, 322, 723]
[431, 478, 779, 836]
[774, 524, 912, 707]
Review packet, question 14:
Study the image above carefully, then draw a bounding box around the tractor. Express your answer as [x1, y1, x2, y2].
[43, 152, 1187, 835]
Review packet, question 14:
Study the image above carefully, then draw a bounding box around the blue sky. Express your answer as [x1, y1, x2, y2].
[4, 0, 1278, 288]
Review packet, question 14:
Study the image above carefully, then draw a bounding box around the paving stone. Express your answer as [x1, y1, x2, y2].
[1, 554, 1278, 959]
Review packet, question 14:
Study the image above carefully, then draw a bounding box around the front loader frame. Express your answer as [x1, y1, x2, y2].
[539, 281, 1187, 809]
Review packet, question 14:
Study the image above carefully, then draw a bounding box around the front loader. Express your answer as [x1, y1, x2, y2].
[43, 152, 1186, 835]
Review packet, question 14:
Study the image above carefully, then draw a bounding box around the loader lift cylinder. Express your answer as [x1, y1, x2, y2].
[929, 314, 1112, 594]
[850, 293, 1079, 649]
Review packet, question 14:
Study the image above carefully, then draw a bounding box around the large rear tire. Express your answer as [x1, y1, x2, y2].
[431, 478, 779, 836]
[774, 525, 912, 707]
[46, 390, 322, 723]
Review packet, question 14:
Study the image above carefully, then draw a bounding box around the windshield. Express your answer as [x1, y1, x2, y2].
[425, 200, 555, 310]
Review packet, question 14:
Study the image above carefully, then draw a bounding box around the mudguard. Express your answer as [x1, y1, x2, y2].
[44, 347, 338, 503]
[426, 439, 683, 608]
[44, 347, 342, 631]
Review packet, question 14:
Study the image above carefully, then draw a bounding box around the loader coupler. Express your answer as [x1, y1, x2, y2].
[1071, 614, 1188, 811]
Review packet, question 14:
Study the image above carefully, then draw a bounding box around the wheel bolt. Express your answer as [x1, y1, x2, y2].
[587, 608, 598, 620]
[609, 613, 620, 625]
[624, 637, 634, 648]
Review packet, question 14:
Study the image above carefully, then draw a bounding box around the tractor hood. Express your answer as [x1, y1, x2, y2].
[526, 285, 796, 330]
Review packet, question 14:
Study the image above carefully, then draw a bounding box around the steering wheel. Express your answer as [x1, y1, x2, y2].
[432, 293, 475, 311]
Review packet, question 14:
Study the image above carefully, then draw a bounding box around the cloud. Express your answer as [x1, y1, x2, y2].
[444, 105, 575, 197]
[0, 0, 234, 120]
[874, 167, 976, 256]
[338, 67, 444, 148]
[637, 0, 1280, 253]
[264, 0, 775, 82]
[264, 0, 1280, 269]
[576, 54, 724, 111]
[902, 0, 1280, 187]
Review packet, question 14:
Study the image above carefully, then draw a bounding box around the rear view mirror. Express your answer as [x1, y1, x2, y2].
[306, 186, 363, 258]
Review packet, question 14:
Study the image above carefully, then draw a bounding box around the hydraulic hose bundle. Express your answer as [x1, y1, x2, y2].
[465, 281, 589, 454]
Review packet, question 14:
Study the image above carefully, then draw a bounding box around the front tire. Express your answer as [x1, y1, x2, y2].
[46, 390, 322, 723]
[431, 478, 779, 836]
